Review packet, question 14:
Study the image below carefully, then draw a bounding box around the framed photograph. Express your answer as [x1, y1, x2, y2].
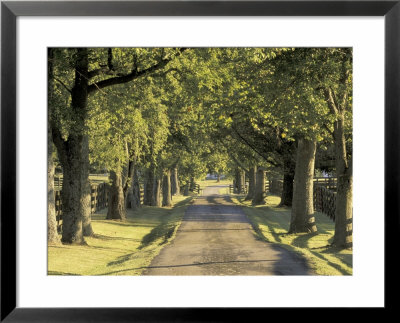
[1, 0, 398, 321]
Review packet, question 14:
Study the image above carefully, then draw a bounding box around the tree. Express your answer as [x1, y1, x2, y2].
[47, 48, 61, 244]
[317, 48, 353, 248]
[289, 138, 317, 232]
[49, 48, 186, 243]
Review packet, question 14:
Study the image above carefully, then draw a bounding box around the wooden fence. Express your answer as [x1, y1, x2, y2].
[268, 177, 337, 196]
[313, 185, 336, 221]
[55, 182, 109, 232]
[191, 183, 202, 195]
[227, 176, 338, 221]
[267, 177, 337, 221]
[91, 183, 109, 213]
[268, 180, 282, 195]
[229, 184, 248, 194]
[55, 181, 180, 232]
[54, 174, 108, 191]
[313, 177, 337, 191]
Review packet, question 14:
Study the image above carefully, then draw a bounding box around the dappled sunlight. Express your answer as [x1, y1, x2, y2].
[231, 194, 353, 275]
[48, 196, 193, 276]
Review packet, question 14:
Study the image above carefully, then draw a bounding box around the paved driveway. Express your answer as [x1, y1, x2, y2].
[143, 185, 313, 275]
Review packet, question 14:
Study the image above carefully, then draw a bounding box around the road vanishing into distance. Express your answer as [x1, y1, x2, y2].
[143, 185, 313, 275]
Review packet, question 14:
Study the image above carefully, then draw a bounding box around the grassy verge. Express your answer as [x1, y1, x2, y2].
[218, 186, 230, 195]
[230, 194, 352, 275]
[196, 179, 231, 196]
[196, 179, 232, 189]
[48, 195, 193, 276]
[88, 174, 109, 182]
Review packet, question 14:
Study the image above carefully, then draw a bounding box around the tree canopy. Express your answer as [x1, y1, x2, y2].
[48, 47, 352, 249]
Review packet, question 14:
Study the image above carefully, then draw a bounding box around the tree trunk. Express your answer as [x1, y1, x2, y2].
[289, 138, 317, 233]
[143, 166, 155, 206]
[82, 136, 93, 236]
[125, 184, 133, 209]
[123, 157, 135, 209]
[217, 173, 221, 183]
[279, 154, 295, 207]
[47, 48, 60, 245]
[183, 184, 190, 196]
[245, 166, 257, 201]
[252, 167, 266, 205]
[128, 168, 141, 210]
[47, 133, 60, 244]
[154, 176, 162, 207]
[171, 167, 180, 196]
[59, 136, 87, 244]
[332, 115, 353, 248]
[234, 168, 240, 193]
[189, 177, 195, 191]
[237, 169, 243, 193]
[106, 170, 126, 221]
[242, 170, 246, 193]
[162, 169, 172, 207]
[51, 48, 91, 244]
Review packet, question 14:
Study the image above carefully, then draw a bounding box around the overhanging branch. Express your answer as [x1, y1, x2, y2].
[87, 48, 187, 94]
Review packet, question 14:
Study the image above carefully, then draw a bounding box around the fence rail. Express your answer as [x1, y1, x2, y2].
[54, 174, 108, 190]
[229, 184, 248, 194]
[227, 176, 338, 221]
[267, 177, 337, 196]
[191, 183, 202, 195]
[313, 185, 336, 221]
[313, 177, 337, 191]
[55, 182, 109, 232]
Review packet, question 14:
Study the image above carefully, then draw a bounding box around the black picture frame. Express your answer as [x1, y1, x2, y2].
[1, 0, 398, 321]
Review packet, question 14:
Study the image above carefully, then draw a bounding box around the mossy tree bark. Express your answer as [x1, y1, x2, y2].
[289, 138, 317, 233]
[252, 167, 266, 205]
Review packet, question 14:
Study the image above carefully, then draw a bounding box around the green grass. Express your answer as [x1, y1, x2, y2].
[48, 195, 193, 276]
[230, 194, 353, 276]
[88, 174, 109, 182]
[196, 178, 232, 189]
[218, 187, 230, 195]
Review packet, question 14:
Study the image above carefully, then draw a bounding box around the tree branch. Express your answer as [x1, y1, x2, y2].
[87, 48, 187, 94]
[231, 126, 270, 164]
[323, 123, 334, 139]
[323, 88, 338, 115]
[50, 120, 68, 168]
[54, 77, 72, 94]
